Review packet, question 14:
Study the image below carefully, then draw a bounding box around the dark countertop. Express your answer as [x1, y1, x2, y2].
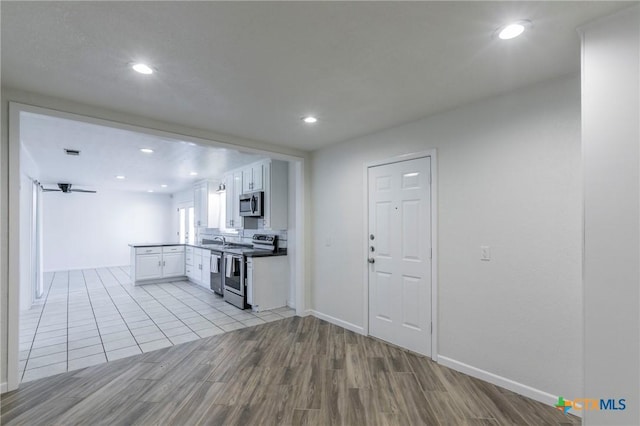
[129, 242, 286, 258]
[128, 242, 184, 247]
[194, 243, 287, 257]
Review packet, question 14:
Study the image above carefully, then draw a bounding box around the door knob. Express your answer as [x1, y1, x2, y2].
[368, 258, 375, 264]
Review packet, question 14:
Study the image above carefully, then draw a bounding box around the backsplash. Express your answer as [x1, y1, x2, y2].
[199, 228, 287, 248]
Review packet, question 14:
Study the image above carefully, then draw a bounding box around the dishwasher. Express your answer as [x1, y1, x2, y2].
[210, 250, 224, 296]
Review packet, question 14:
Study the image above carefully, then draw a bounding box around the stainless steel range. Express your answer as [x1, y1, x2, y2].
[222, 234, 278, 309]
[223, 253, 246, 309]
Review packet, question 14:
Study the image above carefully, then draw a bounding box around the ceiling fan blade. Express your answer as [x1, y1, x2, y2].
[42, 189, 62, 192]
[71, 189, 97, 193]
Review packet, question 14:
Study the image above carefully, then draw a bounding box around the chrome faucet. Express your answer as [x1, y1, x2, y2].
[213, 235, 226, 245]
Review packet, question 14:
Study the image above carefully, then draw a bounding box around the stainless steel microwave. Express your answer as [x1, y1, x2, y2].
[239, 191, 264, 217]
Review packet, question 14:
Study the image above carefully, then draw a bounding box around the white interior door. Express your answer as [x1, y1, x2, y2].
[368, 156, 432, 356]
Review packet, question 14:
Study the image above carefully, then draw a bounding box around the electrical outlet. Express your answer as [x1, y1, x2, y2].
[481, 246, 491, 261]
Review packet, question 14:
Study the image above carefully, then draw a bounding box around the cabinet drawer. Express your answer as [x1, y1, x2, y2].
[185, 254, 194, 266]
[136, 246, 161, 255]
[186, 246, 194, 255]
[163, 245, 184, 254]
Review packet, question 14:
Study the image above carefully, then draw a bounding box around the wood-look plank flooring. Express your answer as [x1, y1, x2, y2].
[1, 316, 580, 425]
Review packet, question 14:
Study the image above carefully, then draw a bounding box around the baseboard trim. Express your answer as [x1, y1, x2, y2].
[437, 355, 580, 417]
[1, 382, 8, 394]
[308, 310, 365, 335]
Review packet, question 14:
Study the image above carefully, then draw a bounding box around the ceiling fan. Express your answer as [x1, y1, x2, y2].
[42, 183, 96, 194]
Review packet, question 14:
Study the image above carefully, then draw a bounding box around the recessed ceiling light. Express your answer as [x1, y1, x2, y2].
[140, 148, 154, 154]
[132, 63, 154, 75]
[147, 189, 154, 193]
[189, 172, 198, 176]
[160, 184, 168, 188]
[497, 20, 531, 40]
[302, 116, 318, 124]
[115, 175, 126, 180]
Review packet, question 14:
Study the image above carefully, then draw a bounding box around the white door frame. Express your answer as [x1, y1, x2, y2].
[6, 101, 308, 392]
[362, 150, 438, 361]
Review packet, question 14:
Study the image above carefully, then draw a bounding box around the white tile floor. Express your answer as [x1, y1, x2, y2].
[19, 266, 295, 383]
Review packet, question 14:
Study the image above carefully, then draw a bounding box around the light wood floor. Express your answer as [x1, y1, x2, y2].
[1, 316, 580, 425]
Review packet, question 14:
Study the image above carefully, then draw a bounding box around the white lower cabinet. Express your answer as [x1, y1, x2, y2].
[131, 244, 214, 288]
[132, 245, 184, 284]
[246, 255, 289, 312]
[185, 246, 195, 280]
[163, 251, 185, 277]
[135, 253, 163, 281]
[185, 247, 211, 289]
[201, 250, 211, 289]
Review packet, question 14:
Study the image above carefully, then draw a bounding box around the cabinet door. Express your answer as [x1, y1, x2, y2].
[208, 192, 221, 229]
[136, 254, 162, 280]
[195, 252, 204, 283]
[194, 183, 203, 227]
[162, 252, 185, 277]
[242, 168, 253, 193]
[233, 171, 243, 228]
[194, 181, 212, 228]
[225, 173, 235, 228]
[246, 258, 254, 305]
[201, 251, 211, 288]
[251, 163, 264, 191]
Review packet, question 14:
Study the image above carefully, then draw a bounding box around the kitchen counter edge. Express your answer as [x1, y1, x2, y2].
[129, 243, 287, 257]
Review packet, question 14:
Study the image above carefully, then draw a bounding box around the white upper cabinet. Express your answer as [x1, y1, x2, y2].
[225, 171, 243, 229]
[242, 163, 264, 193]
[222, 159, 288, 231]
[194, 180, 221, 229]
[194, 181, 209, 228]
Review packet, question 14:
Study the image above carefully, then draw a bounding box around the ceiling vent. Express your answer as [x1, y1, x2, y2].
[64, 148, 80, 156]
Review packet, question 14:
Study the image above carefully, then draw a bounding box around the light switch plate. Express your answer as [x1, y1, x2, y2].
[481, 246, 491, 261]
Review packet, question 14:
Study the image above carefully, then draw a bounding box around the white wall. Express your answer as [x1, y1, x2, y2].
[580, 6, 639, 425]
[42, 190, 173, 271]
[311, 75, 582, 402]
[18, 146, 40, 310]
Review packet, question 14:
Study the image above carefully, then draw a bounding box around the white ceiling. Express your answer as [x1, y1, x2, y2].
[20, 112, 266, 194]
[1, 2, 632, 151]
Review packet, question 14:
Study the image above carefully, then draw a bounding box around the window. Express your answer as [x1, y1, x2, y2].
[178, 205, 195, 244]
